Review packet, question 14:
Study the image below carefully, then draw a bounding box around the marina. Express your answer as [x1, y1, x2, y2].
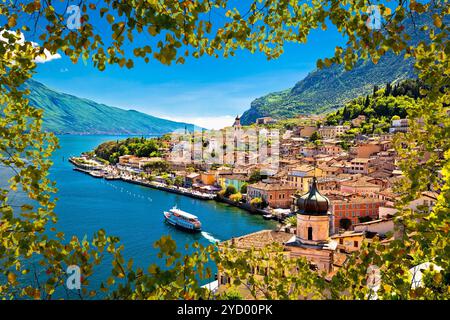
[72, 164, 217, 200]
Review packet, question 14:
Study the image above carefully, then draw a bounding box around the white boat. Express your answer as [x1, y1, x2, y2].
[164, 206, 202, 232]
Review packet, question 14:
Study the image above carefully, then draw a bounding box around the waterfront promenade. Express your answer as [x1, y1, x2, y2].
[73, 166, 216, 201]
[69, 156, 288, 220]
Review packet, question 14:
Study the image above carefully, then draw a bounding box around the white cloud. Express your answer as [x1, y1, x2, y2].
[0, 30, 61, 63]
[34, 49, 61, 63]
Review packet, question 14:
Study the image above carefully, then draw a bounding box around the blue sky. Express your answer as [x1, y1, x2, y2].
[32, 10, 346, 129]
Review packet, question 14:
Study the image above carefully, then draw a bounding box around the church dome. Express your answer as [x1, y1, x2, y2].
[296, 177, 330, 215]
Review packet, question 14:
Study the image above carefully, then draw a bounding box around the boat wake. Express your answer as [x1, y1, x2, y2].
[201, 231, 221, 244]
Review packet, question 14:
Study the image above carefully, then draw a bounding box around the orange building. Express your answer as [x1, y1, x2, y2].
[318, 144, 343, 156]
[329, 197, 385, 232]
[200, 172, 216, 185]
[247, 182, 297, 209]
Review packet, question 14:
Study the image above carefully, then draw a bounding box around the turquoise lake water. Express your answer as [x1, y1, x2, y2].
[43, 135, 276, 297]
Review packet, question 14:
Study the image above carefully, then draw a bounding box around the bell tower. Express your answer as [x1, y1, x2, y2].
[233, 115, 241, 129]
[296, 177, 331, 245]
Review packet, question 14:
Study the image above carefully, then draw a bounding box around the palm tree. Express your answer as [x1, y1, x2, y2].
[284, 215, 297, 227]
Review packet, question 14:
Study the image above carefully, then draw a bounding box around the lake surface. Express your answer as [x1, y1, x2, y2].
[47, 135, 276, 296]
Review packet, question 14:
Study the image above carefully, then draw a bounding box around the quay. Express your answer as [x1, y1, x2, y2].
[121, 177, 216, 201]
[71, 162, 216, 201]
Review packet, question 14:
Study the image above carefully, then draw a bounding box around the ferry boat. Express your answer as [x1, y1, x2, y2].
[164, 206, 202, 232]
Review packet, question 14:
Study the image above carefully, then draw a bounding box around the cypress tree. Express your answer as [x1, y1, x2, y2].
[373, 85, 379, 97]
[385, 82, 392, 96]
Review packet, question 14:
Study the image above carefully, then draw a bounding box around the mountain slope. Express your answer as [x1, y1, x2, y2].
[240, 14, 434, 125]
[25, 80, 194, 135]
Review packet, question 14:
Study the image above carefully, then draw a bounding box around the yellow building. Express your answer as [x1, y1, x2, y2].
[330, 232, 365, 253]
[286, 165, 324, 194]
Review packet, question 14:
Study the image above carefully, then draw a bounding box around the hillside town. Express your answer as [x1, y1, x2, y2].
[70, 112, 440, 295]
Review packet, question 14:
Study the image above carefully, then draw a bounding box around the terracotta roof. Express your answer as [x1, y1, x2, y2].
[319, 166, 340, 172]
[331, 231, 365, 239]
[333, 252, 349, 267]
[222, 230, 294, 249]
[341, 179, 380, 188]
[376, 188, 396, 197]
[291, 164, 315, 172]
[350, 158, 371, 163]
[248, 181, 297, 191]
[224, 174, 249, 181]
[368, 170, 392, 178]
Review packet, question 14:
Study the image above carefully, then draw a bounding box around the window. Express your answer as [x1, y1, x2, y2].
[308, 227, 313, 241]
[354, 241, 359, 248]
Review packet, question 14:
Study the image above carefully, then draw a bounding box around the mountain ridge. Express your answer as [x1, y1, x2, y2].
[239, 13, 436, 125]
[25, 80, 195, 135]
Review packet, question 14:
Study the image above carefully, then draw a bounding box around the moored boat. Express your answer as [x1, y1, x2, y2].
[104, 174, 120, 180]
[90, 171, 104, 178]
[164, 206, 202, 232]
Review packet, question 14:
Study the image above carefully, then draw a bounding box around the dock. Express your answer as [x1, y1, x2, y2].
[72, 166, 216, 201]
